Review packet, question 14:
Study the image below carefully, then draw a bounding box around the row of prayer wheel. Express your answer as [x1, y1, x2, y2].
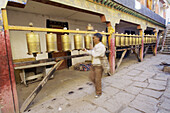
[144, 35, 157, 44]
[26, 32, 108, 55]
[115, 34, 142, 47]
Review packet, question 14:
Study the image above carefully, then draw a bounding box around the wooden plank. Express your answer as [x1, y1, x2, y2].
[143, 45, 150, 58]
[20, 60, 64, 112]
[115, 50, 127, 70]
[132, 49, 141, 62]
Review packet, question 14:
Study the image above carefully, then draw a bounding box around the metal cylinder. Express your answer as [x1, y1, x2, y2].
[136, 36, 139, 45]
[26, 32, 41, 55]
[129, 34, 132, 45]
[102, 35, 107, 48]
[120, 33, 125, 46]
[115, 33, 120, 47]
[84, 35, 92, 49]
[144, 36, 147, 44]
[61, 34, 71, 51]
[139, 37, 142, 45]
[74, 34, 83, 50]
[125, 34, 129, 46]
[132, 35, 136, 45]
[46, 33, 58, 53]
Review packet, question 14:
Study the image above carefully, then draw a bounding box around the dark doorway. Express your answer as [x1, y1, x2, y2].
[46, 20, 72, 69]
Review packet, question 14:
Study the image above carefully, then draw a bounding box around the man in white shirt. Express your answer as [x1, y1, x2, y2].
[83, 33, 106, 97]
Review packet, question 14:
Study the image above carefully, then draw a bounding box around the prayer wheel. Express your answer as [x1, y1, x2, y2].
[136, 36, 139, 45]
[129, 34, 132, 45]
[74, 34, 83, 50]
[153, 37, 156, 43]
[139, 37, 142, 45]
[46, 33, 58, 53]
[132, 35, 136, 45]
[144, 36, 147, 44]
[102, 34, 107, 48]
[61, 34, 71, 51]
[84, 35, 92, 49]
[120, 33, 125, 46]
[125, 34, 129, 46]
[26, 32, 41, 55]
[115, 32, 120, 46]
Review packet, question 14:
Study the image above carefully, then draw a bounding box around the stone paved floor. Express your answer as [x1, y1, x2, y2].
[24, 54, 170, 113]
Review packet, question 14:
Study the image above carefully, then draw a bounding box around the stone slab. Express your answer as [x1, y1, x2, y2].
[91, 107, 110, 113]
[127, 70, 142, 77]
[103, 86, 120, 97]
[160, 98, 170, 111]
[148, 79, 167, 86]
[147, 83, 166, 91]
[124, 86, 143, 95]
[140, 89, 163, 99]
[120, 107, 142, 113]
[133, 81, 148, 88]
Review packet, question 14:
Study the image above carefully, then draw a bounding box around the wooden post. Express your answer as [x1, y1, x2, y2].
[107, 23, 115, 74]
[153, 30, 158, 56]
[1, 9, 19, 113]
[138, 26, 144, 61]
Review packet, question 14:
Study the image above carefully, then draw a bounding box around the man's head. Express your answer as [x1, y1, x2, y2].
[93, 33, 102, 44]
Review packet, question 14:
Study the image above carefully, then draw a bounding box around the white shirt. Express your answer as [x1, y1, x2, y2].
[87, 42, 106, 65]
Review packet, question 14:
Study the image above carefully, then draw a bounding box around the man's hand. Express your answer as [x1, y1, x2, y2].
[89, 44, 93, 50]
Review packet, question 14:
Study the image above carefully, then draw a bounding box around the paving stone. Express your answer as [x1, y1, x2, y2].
[109, 79, 133, 90]
[147, 83, 166, 91]
[127, 70, 141, 77]
[160, 98, 170, 111]
[148, 79, 167, 86]
[113, 91, 135, 105]
[163, 89, 170, 99]
[91, 107, 109, 113]
[154, 76, 168, 81]
[103, 86, 120, 97]
[140, 89, 163, 99]
[157, 109, 170, 113]
[133, 81, 148, 88]
[132, 76, 148, 82]
[120, 107, 142, 113]
[124, 86, 143, 95]
[63, 89, 87, 100]
[129, 99, 158, 113]
[121, 75, 134, 80]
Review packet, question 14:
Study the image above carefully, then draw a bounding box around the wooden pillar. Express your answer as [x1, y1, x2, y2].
[138, 26, 144, 61]
[153, 30, 158, 55]
[140, 0, 145, 5]
[107, 23, 115, 74]
[1, 9, 19, 113]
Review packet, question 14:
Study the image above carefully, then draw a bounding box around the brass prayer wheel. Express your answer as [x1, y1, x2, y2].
[26, 32, 41, 55]
[125, 34, 129, 46]
[46, 33, 58, 53]
[84, 35, 92, 49]
[61, 34, 71, 51]
[120, 33, 125, 46]
[132, 35, 136, 45]
[74, 34, 83, 50]
[144, 36, 147, 44]
[102, 35, 107, 48]
[115, 32, 120, 47]
[139, 37, 142, 45]
[129, 34, 132, 45]
[136, 36, 139, 45]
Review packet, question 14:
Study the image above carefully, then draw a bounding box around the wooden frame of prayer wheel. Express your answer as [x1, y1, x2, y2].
[74, 34, 83, 50]
[61, 34, 71, 51]
[102, 35, 107, 48]
[120, 33, 125, 46]
[26, 32, 41, 55]
[84, 35, 92, 49]
[46, 33, 58, 53]
[129, 34, 133, 45]
[115, 33, 120, 47]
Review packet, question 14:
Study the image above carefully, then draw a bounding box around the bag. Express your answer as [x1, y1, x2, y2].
[99, 56, 111, 75]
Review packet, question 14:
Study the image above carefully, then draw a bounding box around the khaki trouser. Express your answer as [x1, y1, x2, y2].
[89, 65, 103, 95]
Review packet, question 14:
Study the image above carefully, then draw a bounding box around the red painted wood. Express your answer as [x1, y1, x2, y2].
[110, 38, 115, 74]
[0, 31, 15, 113]
[4, 30, 19, 113]
[140, 39, 144, 61]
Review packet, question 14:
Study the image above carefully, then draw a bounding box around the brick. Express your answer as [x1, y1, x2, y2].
[140, 89, 163, 99]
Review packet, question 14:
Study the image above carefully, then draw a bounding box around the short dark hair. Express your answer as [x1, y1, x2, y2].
[94, 33, 102, 42]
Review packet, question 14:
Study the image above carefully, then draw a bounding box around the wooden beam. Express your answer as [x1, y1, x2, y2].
[143, 45, 150, 58]
[20, 60, 64, 112]
[115, 49, 127, 70]
[8, 25, 110, 35]
[132, 49, 141, 62]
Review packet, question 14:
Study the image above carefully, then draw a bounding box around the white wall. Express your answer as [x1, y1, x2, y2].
[7, 10, 106, 65]
[166, 6, 170, 25]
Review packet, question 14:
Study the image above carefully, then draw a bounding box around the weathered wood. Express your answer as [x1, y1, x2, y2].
[20, 60, 64, 113]
[132, 49, 141, 62]
[143, 45, 150, 58]
[115, 50, 127, 70]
